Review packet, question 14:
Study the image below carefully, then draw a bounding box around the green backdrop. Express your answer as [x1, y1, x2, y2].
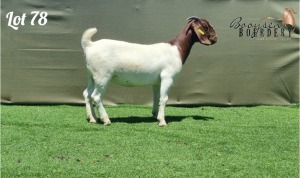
[1, 0, 299, 105]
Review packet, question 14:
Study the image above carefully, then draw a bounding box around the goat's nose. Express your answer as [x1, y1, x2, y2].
[211, 35, 217, 41]
[210, 35, 217, 44]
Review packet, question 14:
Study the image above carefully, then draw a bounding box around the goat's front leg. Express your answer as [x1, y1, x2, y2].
[152, 85, 160, 118]
[157, 76, 173, 126]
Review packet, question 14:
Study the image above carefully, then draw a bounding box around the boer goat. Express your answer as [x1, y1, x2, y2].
[81, 16, 217, 126]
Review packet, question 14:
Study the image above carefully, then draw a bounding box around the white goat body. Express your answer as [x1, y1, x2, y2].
[83, 29, 182, 87]
[81, 17, 217, 126]
[82, 28, 181, 126]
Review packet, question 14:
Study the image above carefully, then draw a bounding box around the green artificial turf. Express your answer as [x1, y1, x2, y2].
[1, 104, 299, 177]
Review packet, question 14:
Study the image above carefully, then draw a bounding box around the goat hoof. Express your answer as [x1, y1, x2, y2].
[103, 121, 111, 126]
[158, 121, 167, 127]
[102, 118, 111, 126]
[87, 117, 98, 123]
[89, 121, 97, 124]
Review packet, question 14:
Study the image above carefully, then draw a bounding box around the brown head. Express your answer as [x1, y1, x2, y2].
[169, 17, 217, 64]
[186, 16, 217, 45]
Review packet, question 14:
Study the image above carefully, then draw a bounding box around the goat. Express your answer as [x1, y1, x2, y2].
[81, 16, 217, 126]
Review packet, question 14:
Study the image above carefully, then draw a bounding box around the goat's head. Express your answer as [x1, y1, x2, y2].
[186, 16, 217, 45]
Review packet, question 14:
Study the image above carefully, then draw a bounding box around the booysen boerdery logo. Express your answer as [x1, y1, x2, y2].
[230, 8, 297, 39]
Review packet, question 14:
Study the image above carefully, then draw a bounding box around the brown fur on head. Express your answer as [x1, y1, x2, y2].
[186, 16, 217, 45]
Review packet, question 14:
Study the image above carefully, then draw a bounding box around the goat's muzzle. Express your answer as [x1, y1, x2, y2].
[209, 34, 217, 45]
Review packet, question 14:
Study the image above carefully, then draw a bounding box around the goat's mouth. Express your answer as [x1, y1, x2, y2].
[209, 35, 217, 45]
[201, 39, 217, 46]
[198, 34, 217, 46]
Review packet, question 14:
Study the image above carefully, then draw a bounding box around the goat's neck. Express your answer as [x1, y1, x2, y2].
[169, 29, 196, 64]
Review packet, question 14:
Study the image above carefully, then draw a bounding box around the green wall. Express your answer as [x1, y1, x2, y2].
[1, 0, 299, 105]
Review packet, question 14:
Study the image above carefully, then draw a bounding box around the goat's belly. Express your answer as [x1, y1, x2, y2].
[111, 72, 160, 87]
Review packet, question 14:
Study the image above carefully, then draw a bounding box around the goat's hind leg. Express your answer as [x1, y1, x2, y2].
[92, 88, 111, 125]
[83, 80, 98, 123]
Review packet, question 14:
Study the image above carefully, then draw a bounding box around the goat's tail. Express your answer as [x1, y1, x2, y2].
[81, 28, 97, 49]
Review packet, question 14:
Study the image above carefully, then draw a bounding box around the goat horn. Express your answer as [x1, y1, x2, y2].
[186, 16, 200, 23]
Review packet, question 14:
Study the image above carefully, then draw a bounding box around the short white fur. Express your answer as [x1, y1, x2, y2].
[82, 28, 183, 126]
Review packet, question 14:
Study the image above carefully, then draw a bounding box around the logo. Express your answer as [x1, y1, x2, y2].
[230, 8, 297, 40]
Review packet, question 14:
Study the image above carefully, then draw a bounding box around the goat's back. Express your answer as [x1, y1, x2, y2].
[85, 39, 182, 74]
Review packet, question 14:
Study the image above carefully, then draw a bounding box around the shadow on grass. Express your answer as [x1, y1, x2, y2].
[109, 115, 214, 124]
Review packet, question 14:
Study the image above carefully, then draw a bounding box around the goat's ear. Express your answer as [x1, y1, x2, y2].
[192, 23, 211, 45]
